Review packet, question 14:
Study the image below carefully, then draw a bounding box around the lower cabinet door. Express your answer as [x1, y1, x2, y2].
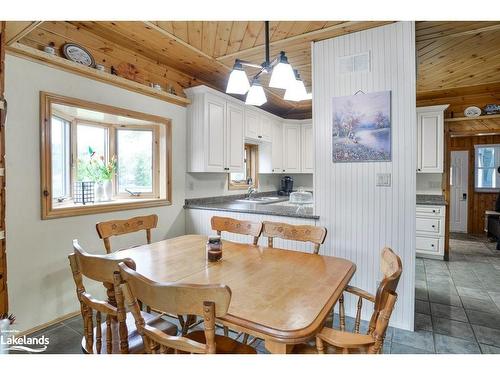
[416, 235, 443, 256]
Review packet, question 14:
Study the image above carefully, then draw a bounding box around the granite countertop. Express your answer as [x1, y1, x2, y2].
[416, 194, 447, 206]
[184, 191, 319, 220]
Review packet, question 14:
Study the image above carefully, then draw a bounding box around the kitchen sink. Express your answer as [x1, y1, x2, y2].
[235, 197, 285, 204]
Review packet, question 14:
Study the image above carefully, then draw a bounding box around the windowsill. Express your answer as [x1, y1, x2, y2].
[43, 197, 171, 219]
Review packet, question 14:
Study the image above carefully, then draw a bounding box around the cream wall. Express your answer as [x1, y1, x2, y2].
[5, 55, 187, 332]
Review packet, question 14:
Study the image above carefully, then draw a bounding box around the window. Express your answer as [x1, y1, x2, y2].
[475, 144, 500, 192]
[228, 144, 258, 190]
[41, 93, 171, 219]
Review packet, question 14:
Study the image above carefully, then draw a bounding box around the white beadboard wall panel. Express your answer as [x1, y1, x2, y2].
[185, 209, 318, 253]
[312, 22, 416, 330]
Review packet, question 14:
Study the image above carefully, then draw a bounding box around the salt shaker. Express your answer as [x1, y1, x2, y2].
[206, 235, 222, 262]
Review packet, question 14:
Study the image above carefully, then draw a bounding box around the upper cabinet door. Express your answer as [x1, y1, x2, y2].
[226, 103, 245, 172]
[205, 94, 226, 172]
[260, 115, 273, 142]
[283, 123, 301, 173]
[245, 109, 260, 140]
[417, 108, 444, 173]
[271, 121, 283, 173]
[301, 123, 314, 173]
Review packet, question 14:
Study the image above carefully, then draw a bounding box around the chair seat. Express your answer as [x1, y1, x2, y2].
[185, 330, 257, 354]
[82, 311, 178, 354]
[317, 327, 375, 349]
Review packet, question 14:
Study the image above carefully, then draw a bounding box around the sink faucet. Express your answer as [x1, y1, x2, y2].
[247, 185, 258, 199]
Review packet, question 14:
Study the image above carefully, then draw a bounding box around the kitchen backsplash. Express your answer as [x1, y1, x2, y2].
[416, 173, 443, 195]
[185, 172, 313, 199]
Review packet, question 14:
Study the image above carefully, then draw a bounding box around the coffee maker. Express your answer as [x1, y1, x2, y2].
[278, 176, 294, 196]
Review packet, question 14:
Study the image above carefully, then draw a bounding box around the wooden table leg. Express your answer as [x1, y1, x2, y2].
[265, 340, 294, 354]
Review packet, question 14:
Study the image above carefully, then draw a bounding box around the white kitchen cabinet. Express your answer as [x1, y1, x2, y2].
[271, 120, 283, 173]
[245, 109, 260, 140]
[225, 103, 245, 172]
[416, 105, 449, 173]
[283, 123, 301, 173]
[245, 110, 273, 142]
[186, 88, 244, 173]
[301, 123, 313, 173]
[416, 204, 446, 259]
[260, 115, 273, 142]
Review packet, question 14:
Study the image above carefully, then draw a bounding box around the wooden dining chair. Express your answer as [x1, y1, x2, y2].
[296, 247, 402, 354]
[211, 216, 263, 245]
[69, 240, 177, 354]
[262, 221, 327, 254]
[96, 214, 158, 254]
[117, 262, 256, 354]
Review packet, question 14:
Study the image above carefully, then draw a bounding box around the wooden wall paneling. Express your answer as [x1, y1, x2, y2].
[4, 21, 43, 46]
[449, 134, 500, 234]
[0, 21, 7, 315]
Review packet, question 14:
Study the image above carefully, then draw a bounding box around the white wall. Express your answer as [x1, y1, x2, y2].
[417, 173, 443, 195]
[313, 22, 416, 330]
[5, 55, 187, 332]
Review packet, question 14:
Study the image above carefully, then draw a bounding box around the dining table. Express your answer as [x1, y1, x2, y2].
[113, 234, 356, 354]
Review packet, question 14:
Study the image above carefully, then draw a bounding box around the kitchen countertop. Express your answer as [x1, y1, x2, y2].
[416, 194, 447, 206]
[184, 192, 319, 220]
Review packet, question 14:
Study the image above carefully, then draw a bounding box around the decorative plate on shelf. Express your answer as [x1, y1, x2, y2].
[62, 43, 95, 67]
[464, 106, 482, 118]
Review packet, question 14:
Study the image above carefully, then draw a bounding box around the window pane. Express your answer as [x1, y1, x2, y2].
[477, 168, 495, 189]
[76, 124, 107, 181]
[478, 147, 495, 168]
[117, 130, 153, 193]
[51, 117, 70, 198]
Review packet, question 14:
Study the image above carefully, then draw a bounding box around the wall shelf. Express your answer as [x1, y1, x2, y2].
[6, 43, 191, 107]
[444, 113, 500, 122]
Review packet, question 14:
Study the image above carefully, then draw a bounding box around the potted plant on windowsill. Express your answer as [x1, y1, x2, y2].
[79, 147, 117, 202]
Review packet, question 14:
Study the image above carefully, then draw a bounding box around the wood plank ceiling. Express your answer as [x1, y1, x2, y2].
[5, 21, 500, 119]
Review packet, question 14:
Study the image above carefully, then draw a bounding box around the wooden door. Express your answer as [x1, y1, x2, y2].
[225, 103, 244, 172]
[0, 21, 7, 315]
[417, 110, 443, 173]
[283, 123, 301, 173]
[450, 151, 469, 233]
[271, 120, 283, 173]
[260, 115, 273, 142]
[301, 123, 313, 173]
[244, 109, 260, 141]
[205, 94, 226, 172]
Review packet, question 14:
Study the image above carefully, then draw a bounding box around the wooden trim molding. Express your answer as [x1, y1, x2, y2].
[40, 92, 173, 219]
[7, 43, 191, 107]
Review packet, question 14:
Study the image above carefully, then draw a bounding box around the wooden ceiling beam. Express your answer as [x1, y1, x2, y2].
[416, 22, 500, 42]
[5, 21, 44, 46]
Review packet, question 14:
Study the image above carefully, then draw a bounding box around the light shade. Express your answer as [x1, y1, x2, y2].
[284, 71, 308, 101]
[269, 53, 295, 89]
[226, 63, 250, 95]
[245, 81, 267, 106]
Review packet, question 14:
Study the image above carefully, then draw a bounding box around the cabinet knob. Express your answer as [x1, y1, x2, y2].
[258, 135, 262, 138]
[431, 244, 435, 247]
[282, 169, 285, 172]
[431, 225, 436, 228]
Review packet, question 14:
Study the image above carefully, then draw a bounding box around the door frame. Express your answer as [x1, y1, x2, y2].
[450, 150, 469, 233]
[443, 120, 500, 260]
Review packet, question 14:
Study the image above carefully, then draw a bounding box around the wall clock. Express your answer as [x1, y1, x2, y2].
[62, 43, 95, 68]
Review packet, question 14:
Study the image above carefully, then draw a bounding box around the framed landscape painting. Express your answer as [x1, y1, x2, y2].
[332, 90, 391, 162]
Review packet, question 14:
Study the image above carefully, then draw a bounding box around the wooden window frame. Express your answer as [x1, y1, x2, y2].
[41, 92, 172, 219]
[228, 143, 259, 190]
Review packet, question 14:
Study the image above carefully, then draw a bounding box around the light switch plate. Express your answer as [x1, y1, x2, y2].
[376, 173, 391, 187]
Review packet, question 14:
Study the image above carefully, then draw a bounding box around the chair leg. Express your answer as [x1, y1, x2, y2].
[316, 337, 325, 354]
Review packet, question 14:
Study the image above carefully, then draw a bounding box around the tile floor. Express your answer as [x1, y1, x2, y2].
[10, 234, 500, 354]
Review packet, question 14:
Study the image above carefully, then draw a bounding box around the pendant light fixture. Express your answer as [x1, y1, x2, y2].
[226, 60, 250, 95]
[245, 79, 267, 106]
[284, 69, 308, 101]
[225, 21, 310, 106]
